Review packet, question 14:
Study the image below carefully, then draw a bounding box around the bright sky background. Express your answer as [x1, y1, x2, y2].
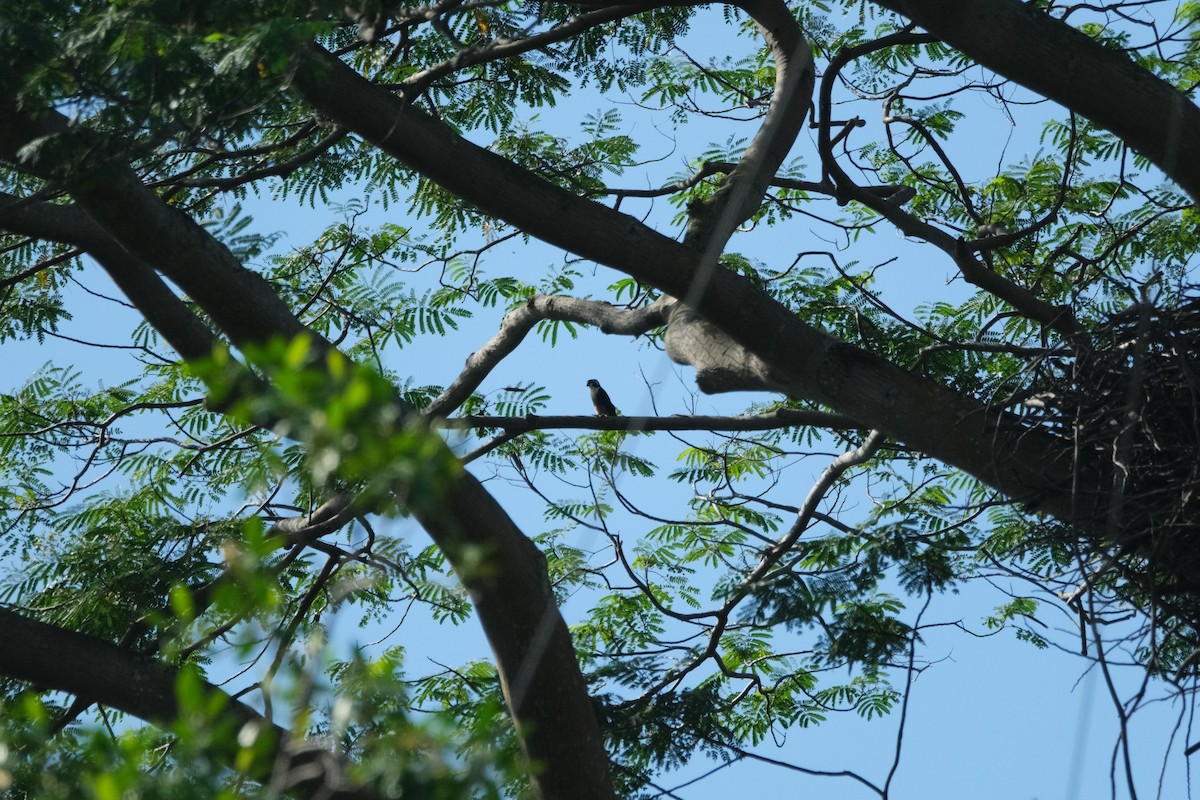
[3, 5, 1196, 799]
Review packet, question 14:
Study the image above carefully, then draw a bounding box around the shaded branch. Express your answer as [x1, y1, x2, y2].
[867, 0, 1200, 203]
[682, 0, 815, 251]
[161, 127, 349, 191]
[0, 191, 224, 361]
[0, 105, 616, 800]
[815, 29, 1087, 342]
[592, 159, 907, 205]
[0, 606, 370, 800]
[402, 5, 641, 96]
[271, 492, 358, 547]
[290, 40, 1100, 545]
[447, 408, 860, 432]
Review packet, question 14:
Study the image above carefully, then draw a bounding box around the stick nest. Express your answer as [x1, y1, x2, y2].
[1022, 298, 1200, 659]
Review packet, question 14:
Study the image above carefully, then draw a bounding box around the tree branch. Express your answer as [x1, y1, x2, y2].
[426, 293, 672, 417]
[0, 607, 370, 800]
[0, 108, 617, 800]
[290, 41, 1103, 543]
[682, 0, 815, 251]
[447, 408, 860, 432]
[867, 0, 1200, 203]
[815, 29, 1087, 342]
[402, 5, 642, 96]
[0, 192, 224, 361]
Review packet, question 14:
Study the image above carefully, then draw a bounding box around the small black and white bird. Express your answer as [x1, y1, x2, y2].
[586, 379, 617, 417]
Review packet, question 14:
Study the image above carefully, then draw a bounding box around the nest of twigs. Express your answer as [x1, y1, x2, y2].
[1023, 297, 1200, 628]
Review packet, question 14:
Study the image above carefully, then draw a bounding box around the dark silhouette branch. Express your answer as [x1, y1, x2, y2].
[447, 409, 861, 432]
[815, 29, 1087, 342]
[0, 107, 616, 800]
[291, 41, 1096, 541]
[0, 607, 372, 800]
[866, 0, 1200, 204]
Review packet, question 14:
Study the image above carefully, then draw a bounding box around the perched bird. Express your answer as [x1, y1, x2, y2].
[586, 379, 617, 417]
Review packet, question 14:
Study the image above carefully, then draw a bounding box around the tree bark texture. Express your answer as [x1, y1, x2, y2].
[291, 45, 1098, 533]
[867, 0, 1200, 203]
[0, 608, 373, 800]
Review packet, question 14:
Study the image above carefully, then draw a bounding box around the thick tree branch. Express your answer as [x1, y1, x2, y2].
[0, 113, 615, 800]
[291, 42, 1100, 538]
[866, 0, 1200, 203]
[271, 492, 359, 546]
[0, 108, 323, 355]
[682, 0, 815, 251]
[0, 607, 369, 800]
[3, 59, 1094, 555]
[0, 192, 223, 361]
[416, 475, 613, 799]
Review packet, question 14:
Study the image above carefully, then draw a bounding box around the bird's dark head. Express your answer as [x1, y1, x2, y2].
[586, 379, 600, 388]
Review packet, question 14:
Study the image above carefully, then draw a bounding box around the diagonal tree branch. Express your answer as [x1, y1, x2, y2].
[290, 40, 1095, 537]
[814, 30, 1087, 342]
[0, 606, 371, 800]
[0, 192, 224, 361]
[0, 112, 616, 800]
[865, 0, 1200, 203]
[681, 0, 815, 252]
[402, 4, 643, 96]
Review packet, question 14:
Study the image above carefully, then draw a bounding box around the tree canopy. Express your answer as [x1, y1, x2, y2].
[2, 0, 1200, 797]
